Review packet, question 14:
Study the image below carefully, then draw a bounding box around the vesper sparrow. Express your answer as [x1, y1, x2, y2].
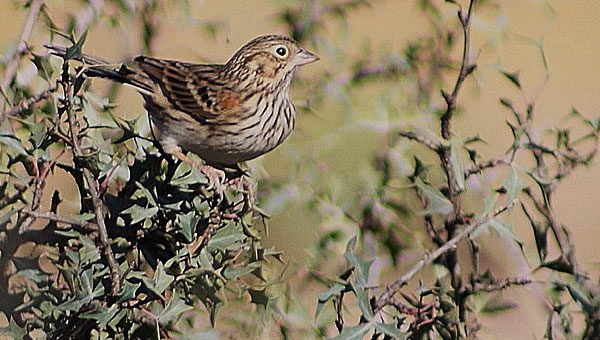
[47, 35, 318, 188]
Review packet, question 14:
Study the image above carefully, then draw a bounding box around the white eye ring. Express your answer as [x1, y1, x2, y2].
[273, 45, 288, 58]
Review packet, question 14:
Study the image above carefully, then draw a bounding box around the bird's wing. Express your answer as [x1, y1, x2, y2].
[134, 56, 240, 122]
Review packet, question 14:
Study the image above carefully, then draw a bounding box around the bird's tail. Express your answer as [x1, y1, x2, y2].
[45, 45, 154, 94]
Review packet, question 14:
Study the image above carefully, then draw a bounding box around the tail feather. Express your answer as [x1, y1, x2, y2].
[45, 45, 154, 94]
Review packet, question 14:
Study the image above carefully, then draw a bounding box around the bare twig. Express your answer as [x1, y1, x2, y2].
[389, 297, 420, 315]
[18, 161, 47, 234]
[392, 1, 479, 329]
[374, 203, 511, 312]
[464, 275, 533, 293]
[2, 87, 55, 118]
[398, 129, 441, 152]
[440, 0, 478, 140]
[465, 154, 510, 177]
[22, 209, 98, 232]
[431, 3, 478, 326]
[0, 0, 45, 124]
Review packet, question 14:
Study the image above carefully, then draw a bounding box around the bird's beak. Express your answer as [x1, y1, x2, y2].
[294, 48, 319, 66]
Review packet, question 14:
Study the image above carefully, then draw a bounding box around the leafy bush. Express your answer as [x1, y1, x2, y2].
[1, 0, 600, 339]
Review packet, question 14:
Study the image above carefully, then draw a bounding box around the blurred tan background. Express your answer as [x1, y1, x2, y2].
[2, 0, 599, 338]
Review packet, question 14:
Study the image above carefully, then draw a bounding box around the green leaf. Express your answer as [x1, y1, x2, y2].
[78, 234, 101, 264]
[415, 179, 453, 216]
[152, 261, 174, 296]
[74, 212, 96, 222]
[116, 281, 141, 303]
[500, 69, 521, 89]
[450, 139, 465, 190]
[563, 283, 595, 315]
[135, 181, 157, 207]
[483, 193, 498, 215]
[80, 267, 94, 296]
[207, 222, 246, 251]
[108, 309, 129, 328]
[248, 288, 271, 310]
[0, 209, 18, 232]
[178, 211, 197, 243]
[31, 53, 54, 80]
[0, 318, 28, 339]
[28, 121, 47, 148]
[198, 248, 214, 269]
[171, 160, 207, 186]
[64, 30, 88, 60]
[122, 204, 158, 224]
[343, 237, 373, 288]
[502, 165, 524, 202]
[81, 304, 119, 328]
[473, 218, 521, 245]
[223, 264, 259, 281]
[374, 322, 406, 339]
[257, 246, 284, 262]
[354, 283, 373, 320]
[158, 294, 194, 323]
[57, 296, 86, 312]
[0, 134, 28, 156]
[316, 283, 346, 318]
[330, 323, 371, 340]
[493, 219, 521, 242]
[209, 301, 223, 326]
[17, 269, 48, 285]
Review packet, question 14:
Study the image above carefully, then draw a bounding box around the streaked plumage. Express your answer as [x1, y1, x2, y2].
[47, 35, 318, 166]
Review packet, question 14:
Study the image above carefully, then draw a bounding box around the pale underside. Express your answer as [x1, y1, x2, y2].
[143, 77, 296, 166]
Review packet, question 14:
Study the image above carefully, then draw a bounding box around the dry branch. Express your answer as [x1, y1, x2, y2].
[375, 203, 511, 312]
[0, 0, 45, 124]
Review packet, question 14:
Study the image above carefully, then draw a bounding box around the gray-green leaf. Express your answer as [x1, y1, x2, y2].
[416, 179, 453, 216]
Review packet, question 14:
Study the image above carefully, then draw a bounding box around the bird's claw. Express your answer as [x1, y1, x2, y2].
[199, 165, 226, 199]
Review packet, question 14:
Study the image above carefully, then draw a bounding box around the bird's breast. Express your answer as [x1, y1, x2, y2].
[149, 92, 296, 165]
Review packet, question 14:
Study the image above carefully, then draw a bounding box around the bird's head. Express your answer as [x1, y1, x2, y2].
[223, 35, 319, 90]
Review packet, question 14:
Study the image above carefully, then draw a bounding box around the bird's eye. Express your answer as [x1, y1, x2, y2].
[274, 45, 288, 58]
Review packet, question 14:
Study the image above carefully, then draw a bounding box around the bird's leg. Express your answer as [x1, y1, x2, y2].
[163, 145, 225, 197]
[199, 164, 226, 197]
[163, 145, 226, 255]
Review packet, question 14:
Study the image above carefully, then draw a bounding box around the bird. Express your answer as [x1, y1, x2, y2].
[46, 35, 319, 190]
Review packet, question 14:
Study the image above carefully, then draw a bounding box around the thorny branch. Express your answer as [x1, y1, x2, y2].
[464, 275, 533, 294]
[398, 130, 440, 152]
[464, 154, 510, 178]
[501, 96, 600, 276]
[378, 1, 513, 333]
[60, 61, 121, 296]
[22, 209, 98, 232]
[390, 0, 479, 325]
[432, 0, 479, 326]
[3, 87, 55, 119]
[375, 203, 512, 312]
[0, 3, 274, 338]
[440, 0, 477, 140]
[0, 0, 45, 124]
